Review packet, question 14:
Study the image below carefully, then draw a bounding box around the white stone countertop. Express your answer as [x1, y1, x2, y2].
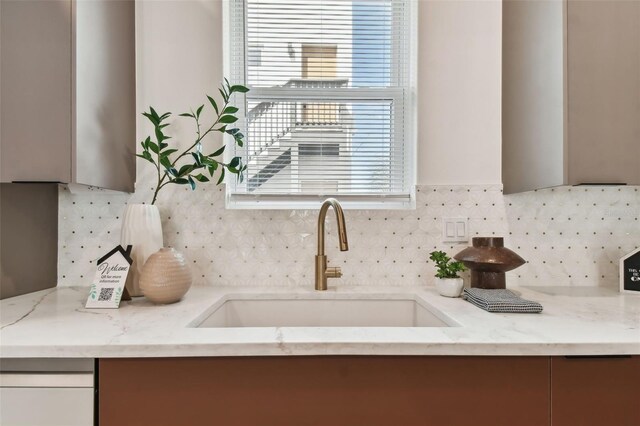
[1, 285, 639, 358]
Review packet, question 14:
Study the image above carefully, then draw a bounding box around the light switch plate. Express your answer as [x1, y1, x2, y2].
[442, 217, 469, 243]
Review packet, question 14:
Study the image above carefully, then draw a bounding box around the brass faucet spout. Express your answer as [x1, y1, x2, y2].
[315, 198, 349, 291]
[317, 198, 349, 255]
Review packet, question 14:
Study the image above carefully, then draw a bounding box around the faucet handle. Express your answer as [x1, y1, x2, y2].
[326, 266, 342, 279]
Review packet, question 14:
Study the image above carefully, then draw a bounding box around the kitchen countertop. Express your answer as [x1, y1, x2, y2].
[1, 285, 639, 358]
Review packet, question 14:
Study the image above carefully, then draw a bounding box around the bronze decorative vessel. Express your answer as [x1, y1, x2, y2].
[454, 237, 525, 289]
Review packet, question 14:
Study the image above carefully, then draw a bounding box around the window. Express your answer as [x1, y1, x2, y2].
[225, 0, 416, 208]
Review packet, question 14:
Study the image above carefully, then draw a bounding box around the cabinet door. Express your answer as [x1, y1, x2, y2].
[0, 387, 94, 426]
[0, 0, 135, 191]
[0, 369, 94, 426]
[567, 0, 640, 185]
[100, 356, 550, 426]
[73, 0, 136, 192]
[0, 0, 73, 183]
[551, 356, 640, 426]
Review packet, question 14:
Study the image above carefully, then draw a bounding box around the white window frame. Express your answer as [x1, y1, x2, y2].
[223, 0, 418, 210]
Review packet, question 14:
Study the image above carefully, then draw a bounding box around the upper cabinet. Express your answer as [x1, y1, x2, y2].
[502, 0, 640, 194]
[565, 0, 640, 187]
[0, 0, 135, 192]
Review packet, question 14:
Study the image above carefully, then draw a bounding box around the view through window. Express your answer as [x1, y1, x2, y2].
[228, 0, 413, 206]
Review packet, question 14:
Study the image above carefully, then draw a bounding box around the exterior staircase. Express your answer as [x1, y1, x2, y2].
[245, 79, 349, 191]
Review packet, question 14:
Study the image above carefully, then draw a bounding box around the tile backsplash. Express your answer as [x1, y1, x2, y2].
[58, 181, 639, 289]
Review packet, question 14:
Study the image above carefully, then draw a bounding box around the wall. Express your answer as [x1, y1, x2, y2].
[1, 184, 58, 299]
[57, 0, 640, 289]
[59, 183, 639, 288]
[137, 0, 505, 188]
[418, 0, 503, 185]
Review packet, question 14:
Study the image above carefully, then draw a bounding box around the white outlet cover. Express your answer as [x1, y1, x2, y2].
[442, 217, 469, 243]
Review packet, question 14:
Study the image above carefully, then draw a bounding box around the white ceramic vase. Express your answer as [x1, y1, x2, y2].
[120, 204, 163, 297]
[435, 277, 464, 298]
[139, 247, 192, 304]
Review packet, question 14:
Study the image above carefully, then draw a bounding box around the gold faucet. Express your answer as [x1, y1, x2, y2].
[315, 198, 349, 291]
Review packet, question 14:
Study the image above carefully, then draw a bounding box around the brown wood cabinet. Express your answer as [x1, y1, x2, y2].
[551, 356, 640, 426]
[100, 355, 640, 426]
[99, 356, 550, 426]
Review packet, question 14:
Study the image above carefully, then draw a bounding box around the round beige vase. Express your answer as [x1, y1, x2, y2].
[139, 248, 192, 304]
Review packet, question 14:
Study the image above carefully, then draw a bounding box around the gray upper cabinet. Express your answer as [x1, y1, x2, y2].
[565, 0, 640, 187]
[502, 0, 640, 194]
[0, 0, 135, 192]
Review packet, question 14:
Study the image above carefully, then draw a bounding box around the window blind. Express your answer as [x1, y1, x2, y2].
[227, 0, 415, 208]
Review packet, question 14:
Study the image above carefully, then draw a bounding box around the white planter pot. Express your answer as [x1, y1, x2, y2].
[435, 277, 464, 298]
[120, 204, 163, 296]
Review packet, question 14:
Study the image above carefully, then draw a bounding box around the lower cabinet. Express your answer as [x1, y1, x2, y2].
[100, 355, 640, 426]
[0, 387, 94, 426]
[99, 356, 550, 426]
[2, 355, 636, 425]
[551, 356, 640, 426]
[0, 359, 94, 426]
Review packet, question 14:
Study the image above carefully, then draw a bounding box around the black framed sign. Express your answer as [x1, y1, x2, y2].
[86, 245, 133, 308]
[620, 248, 640, 294]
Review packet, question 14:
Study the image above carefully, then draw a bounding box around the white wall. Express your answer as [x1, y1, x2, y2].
[417, 0, 503, 185]
[136, 0, 225, 168]
[136, 0, 503, 187]
[58, 1, 640, 289]
[59, 183, 640, 289]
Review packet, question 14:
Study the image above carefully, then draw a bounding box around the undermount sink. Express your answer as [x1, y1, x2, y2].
[191, 294, 456, 328]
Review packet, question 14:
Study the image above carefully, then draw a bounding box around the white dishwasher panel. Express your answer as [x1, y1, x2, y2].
[0, 387, 93, 426]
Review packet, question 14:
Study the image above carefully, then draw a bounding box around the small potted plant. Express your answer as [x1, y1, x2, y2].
[429, 250, 467, 297]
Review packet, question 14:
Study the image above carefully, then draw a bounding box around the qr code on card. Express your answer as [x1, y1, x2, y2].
[98, 288, 114, 301]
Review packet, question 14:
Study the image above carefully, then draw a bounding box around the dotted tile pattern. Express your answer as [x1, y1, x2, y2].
[58, 180, 640, 288]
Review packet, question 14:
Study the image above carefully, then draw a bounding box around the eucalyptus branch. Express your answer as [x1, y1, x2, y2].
[151, 99, 230, 199]
[195, 110, 202, 140]
[138, 80, 249, 205]
[170, 99, 229, 168]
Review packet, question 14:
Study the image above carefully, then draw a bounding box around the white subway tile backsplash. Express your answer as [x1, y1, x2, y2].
[58, 182, 639, 288]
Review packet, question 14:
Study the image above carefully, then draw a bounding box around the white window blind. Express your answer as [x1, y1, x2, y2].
[226, 0, 415, 208]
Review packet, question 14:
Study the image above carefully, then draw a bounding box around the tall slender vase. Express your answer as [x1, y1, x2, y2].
[120, 204, 163, 296]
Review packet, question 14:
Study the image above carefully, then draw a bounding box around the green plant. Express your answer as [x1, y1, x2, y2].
[429, 250, 466, 279]
[138, 79, 249, 205]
